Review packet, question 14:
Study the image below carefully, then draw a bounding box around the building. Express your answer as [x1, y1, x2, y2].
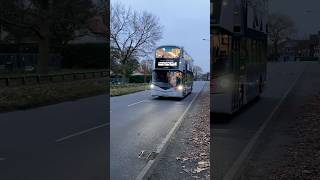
[279, 38, 314, 61]
[310, 31, 320, 60]
[278, 31, 320, 62]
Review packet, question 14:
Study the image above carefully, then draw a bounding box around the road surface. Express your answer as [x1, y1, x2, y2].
[242, 61, 320, 179]
[0, 95, 109, 180]
[212, 62, 313, 179]
[110, 81, 205, 179]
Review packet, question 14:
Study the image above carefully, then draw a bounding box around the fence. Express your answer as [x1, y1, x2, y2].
[0, 70, 108, 87]
[0, 53, 62, 73]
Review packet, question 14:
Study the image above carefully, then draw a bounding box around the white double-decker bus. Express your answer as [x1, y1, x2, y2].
[150, 45, 194, 98]
[211, 0, 268, 115]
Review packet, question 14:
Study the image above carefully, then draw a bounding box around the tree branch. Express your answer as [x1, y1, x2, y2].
[0, 16, 43, 38]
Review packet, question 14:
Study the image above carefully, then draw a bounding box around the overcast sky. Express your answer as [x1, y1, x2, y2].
[111, 0, 210, 72]
[110, 0, 320, 72]
[270, 0, 320, 38]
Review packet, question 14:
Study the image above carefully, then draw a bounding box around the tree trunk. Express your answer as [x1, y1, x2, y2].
[122, 68, 127, 83]
[144, 65, 147, 83]
[37, 22, 50, 75]
[37, 37, 49, 74]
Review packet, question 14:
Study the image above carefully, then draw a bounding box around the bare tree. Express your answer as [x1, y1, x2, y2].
[193, 65, 203, 80]
[0, 0, 97, 74]
[90, 0, 108, 38]
[110, 3, 163, 79]
[139, 59, 153, 83]
[268, 13, 295, 60]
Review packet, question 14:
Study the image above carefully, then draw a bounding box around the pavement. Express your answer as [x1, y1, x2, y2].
[148, 82, 210, 180]
[0, 95, 109, 180]
[110, 81, 206, 179]
[212, 62, 310, 180]
[241, 61, 320, 180]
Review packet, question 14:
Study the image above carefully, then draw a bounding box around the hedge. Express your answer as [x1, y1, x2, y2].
[129, 75, 152, 83]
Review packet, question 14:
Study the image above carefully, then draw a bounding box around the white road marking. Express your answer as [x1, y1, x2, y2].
[56, 123, 109, 143]
[128, 100, 149, 107]
[223, 66, 306, 180]
[135, 82, 206, 180]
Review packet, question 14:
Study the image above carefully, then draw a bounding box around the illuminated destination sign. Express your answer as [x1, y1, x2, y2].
[155, 59, 179, 69]
[158, 61, 177, 67]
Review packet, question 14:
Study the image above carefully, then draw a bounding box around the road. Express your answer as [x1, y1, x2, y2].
[241, 61, 320, 178]
[0, 95, 109, 180]
[110, 81, 205, 179]
[212, 62, 313, 179]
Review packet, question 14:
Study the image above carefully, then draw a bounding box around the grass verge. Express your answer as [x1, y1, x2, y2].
[0, 78, 107, 113]
[111, 83, 149, 97]
[0, 80, 149, 113]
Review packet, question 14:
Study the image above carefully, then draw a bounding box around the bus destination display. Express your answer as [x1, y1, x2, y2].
[155, 59, 179, 69]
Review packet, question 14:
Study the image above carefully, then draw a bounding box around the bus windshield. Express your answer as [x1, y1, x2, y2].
[156, 47, 181, 59]
[152, 70, 183, 87]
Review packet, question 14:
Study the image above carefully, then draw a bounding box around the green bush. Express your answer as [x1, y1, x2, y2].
[129, 75, 152, 83]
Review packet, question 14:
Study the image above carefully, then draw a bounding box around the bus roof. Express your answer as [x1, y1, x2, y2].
[156, 45, 183, 49]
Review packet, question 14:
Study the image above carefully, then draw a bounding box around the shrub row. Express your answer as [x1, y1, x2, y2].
[129, 75, 151, 83]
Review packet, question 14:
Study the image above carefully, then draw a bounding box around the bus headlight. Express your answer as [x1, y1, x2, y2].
[150, 84, 155, 89]
[177, 85, 184, 91]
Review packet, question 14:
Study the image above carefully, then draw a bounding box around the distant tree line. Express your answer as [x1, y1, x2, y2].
[0, 0, 107, 74]
[268, 13, 296, 61]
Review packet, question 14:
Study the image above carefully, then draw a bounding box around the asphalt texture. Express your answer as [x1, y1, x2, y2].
[148, 82, 210, 180]
[212, 62, 308, 180]
[241, 61, 320, 180]
[0, 95, 109, 180]
[110, 81, 205, 179]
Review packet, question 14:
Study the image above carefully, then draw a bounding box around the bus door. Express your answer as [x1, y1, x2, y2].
[239, 38, 248, 106]
[211, 30, 232, 93]
[232, 37, 240, 111]
[211, 30, 235, 113]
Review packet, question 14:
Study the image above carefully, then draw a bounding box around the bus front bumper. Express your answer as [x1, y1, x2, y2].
[151, 89, 184, 98]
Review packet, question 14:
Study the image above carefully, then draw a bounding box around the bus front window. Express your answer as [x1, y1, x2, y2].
[168, 72, 176, 87]
[176, 72, 183, 85]
[156, 47, 181, 59]
[152, 70, 182, 88]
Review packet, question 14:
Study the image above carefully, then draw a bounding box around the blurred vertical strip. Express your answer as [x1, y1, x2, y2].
[106, 0, 110, 179]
